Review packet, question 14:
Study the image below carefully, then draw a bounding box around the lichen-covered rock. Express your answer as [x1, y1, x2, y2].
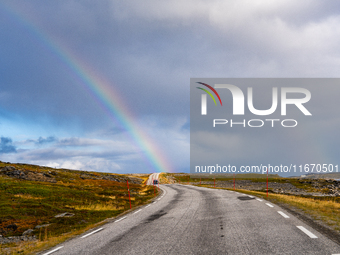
[22, 229, 34, 235]
[55, 212, 75, 218]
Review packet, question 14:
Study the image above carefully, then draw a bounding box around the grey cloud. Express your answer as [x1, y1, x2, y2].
[0, 137, 17, 154]
[37, 136, 58, 145]
[2, 1, 340, 174]
[3, 0, 340, 129]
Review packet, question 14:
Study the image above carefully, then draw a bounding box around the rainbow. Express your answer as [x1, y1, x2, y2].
[1, 3, 172, 173]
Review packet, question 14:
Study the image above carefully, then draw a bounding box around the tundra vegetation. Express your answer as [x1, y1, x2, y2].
[0, 161, 157, 254]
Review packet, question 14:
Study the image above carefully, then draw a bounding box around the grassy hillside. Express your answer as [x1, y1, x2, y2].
[0, 161, 157, 254]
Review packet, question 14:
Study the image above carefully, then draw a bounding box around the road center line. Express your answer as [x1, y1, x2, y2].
[277, 211, 290, 218]
[134, 209, 142, 214]
[256, 198, 263, 202]
[265, 203, 274, 208]
[114, 216, 127, 223]
[42, 246, 64, 255]
[297, 226, 318, 238]
[81, 228, 104, 239]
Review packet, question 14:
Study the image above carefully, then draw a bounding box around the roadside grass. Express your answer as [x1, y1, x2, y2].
[130, 174, 150, 185]
[237, 189, 340, 231]
[0, 162, 157, 254]
[158, 173, 173, 184]
[167, 173, 329, 193]
[1, 221, 109, 255]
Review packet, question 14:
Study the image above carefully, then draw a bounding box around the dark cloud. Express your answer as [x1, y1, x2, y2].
[3, 0, 340, 131]
[36, 136, 58, 145]
[0, 137, 17, 154]
[0, 1, 340, 173]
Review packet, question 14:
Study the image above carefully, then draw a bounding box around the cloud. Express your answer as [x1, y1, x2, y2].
[1, 1, 340, 174]
[45, 158, 122, 172]
[3, 134, 148, 173]
[36, 136, 58, 145]
[0, 137, 17, 154]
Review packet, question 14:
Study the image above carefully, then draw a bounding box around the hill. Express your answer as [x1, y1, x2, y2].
[0, 161, 157, 254]
[297, 172, 340, 180]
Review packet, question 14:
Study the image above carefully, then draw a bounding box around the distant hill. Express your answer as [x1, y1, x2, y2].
[295, 172, 340, 180]
[188, 173, 281, 179]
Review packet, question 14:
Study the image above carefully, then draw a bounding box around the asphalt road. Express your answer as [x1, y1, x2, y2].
[42, 184, 340, 255]
[146, 173, 160, 185]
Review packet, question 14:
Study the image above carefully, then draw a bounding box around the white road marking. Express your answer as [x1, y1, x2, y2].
[81, 228, 104, 239]
[114, 216, 127, 223]
[42, 246, 64, 255]
[256, 199, 263, 202]
[248, 195, 254, 198]
[133, 209, 142, 214]
[277, 211, 290, 218]
[297, 226, 318, 238]
[265, 203, 274, 208]
[145, 204, 151, 208]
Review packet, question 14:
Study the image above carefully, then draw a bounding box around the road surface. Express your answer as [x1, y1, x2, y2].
[146, 172, 160, 185]
[41, 184, 340, 255]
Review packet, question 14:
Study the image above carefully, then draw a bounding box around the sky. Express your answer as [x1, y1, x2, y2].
[1, 0, 340, 174]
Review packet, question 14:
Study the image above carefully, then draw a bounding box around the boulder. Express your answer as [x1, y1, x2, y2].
[34, 224, 50, 229]
[55, 212, 75, 218]
[22, 229, 34, 235]
[5, 223, 17, 231]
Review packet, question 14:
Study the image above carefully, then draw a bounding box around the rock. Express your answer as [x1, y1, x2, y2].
[0, 235, 37, 244]
[5, 223, 17, 231]
[0, 166, 57, 183]
[22, 229, 33, 235]
[34, 224, 50, 229]
[55, 212, 75, 218]
[0, 166, 26, 179]
[0, 166, 17, 172]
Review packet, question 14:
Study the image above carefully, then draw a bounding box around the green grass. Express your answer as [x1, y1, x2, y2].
[0, 162, 157, 254]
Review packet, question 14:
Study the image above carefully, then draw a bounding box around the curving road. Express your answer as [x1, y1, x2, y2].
[146, 173, 160, 185]
[41, 184, 340, 255]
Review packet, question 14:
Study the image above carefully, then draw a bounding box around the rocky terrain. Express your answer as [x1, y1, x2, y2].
[201, 178, 340, 196]
[0, 164, 143, 184]
[0, 161, 153, 252]
[0, 165, 57, 183]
